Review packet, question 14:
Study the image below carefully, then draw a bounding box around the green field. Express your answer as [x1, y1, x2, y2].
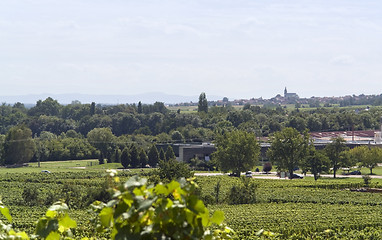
[167, 105, 198, 113]
[1, 160, 382, 239]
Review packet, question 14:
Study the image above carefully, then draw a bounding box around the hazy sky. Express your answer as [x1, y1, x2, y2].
[1, 0, 382, 100]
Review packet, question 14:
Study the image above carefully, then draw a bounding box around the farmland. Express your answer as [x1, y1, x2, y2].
[1, 161, 382, 239]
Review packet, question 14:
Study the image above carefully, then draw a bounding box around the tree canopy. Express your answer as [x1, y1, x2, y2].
[302, 147, 330, 180]
[324, 137, 349, 178]
[198, 92, 208, 113]
[350, 146, 382, 175]
[212, 130, 260, 176]
[87, 128, 115, 161]
[267, 127, 311, 179]
[2, 125, 35, 165]
[148, 144, 159, 167]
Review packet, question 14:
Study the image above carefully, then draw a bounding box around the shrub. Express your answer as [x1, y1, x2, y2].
[84, 181, 112, 207]
[214, 180, 221, 204]
[363, 175, 371, 187]
[22, 186, 40, 206]
[60, 182, 83, 209]
[158, 159, 193, 182]
[263, 162, 272, 174]
[227, 177, 257, 205]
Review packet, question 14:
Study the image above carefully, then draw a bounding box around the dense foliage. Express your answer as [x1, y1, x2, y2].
[267, 128, 310, 179]
[324, 137, 350, 178]
[349, 145, 382, 174]
[213, 130, 260, 176]
[227, 177, 257, 205]
[0, 172, 234, 240]
[2, 125, 35, 165]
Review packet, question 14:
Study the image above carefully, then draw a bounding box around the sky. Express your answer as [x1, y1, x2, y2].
[1, 0, 382, 100]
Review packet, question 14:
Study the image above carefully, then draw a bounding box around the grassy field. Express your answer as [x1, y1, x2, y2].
[0, 159, 99, 174]
[167, 105, 198, 113]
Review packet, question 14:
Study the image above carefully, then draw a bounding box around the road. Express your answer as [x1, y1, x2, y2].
[194, 172, 382, 179]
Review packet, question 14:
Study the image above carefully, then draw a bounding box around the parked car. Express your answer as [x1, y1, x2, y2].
[245, 171, 252, 177]
[344, 170, 361, 175]
[41, 170, 51, 173]
[291, 173, 303, 179]
[228, 172, 240, 177]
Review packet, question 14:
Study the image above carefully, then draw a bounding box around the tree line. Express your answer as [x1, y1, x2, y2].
[0, 124, 180, 167]
[1, 93, 382, 165]
[1, 95, 382, 138]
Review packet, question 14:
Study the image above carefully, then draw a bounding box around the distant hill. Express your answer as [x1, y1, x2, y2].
[0, 92, 224, 105]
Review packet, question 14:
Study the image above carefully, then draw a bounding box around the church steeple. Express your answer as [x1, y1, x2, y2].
[284, 87, 287, 97]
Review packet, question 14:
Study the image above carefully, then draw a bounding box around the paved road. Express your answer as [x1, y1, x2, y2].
[194, 172, 382, 179]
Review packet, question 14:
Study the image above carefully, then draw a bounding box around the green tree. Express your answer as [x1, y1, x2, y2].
[148, 145, 159, 167]
[114, 148, 121, 163]
[365, 147, 382, 174]
[139, 148, 148, 167]
[0, 134, 5, 161]
[171, 130, 184, 143]
[34, 138, 49, 167]
[121, 147, 130, 169]
[212, 130, 260, 177]
[350, 146, 382, 175]
[129, 144, 139, 168]
[112, 113, 141, 136]
[267, 128, 310, 179]
[28, 97, 61, 116]
[324, 137, 349, 178]
[159, 148, 166, 161]
[90, 102, 96, 115]
[304, 147, 330, 180]
[198, 92, 208, 113]
[158, 159, 193, 181]
[2, 125, 35, 165]
[137, 101, 142, 114]
[87, 128, 115, 162]
[286, 116, 307, 133]
[165, 145, 176, 161]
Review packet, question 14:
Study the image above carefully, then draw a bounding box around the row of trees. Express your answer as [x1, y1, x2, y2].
[120, 144, 175, 169]
[0, 125, 175, 167]
[213, 128, 382, 180]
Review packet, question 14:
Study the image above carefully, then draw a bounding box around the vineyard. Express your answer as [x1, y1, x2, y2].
[1, 167, 382, 239]
[198, 176, 382, 239]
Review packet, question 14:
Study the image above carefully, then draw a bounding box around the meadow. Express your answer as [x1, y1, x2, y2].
[1, 161, 382, 239]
